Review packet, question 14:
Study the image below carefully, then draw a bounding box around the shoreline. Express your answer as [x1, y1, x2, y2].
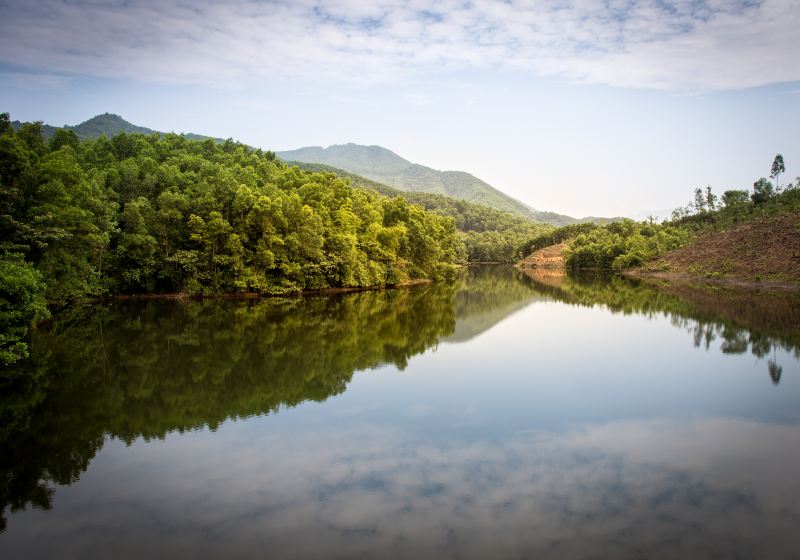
[105, 278, 434, 302]
[621, 269, 800, 292]
[514, 260, 800, 292]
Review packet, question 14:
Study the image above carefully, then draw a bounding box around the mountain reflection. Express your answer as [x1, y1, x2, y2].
[1, 266, 799, 536]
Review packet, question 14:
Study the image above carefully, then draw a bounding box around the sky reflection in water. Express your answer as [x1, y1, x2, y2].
[2, 267, 799, 559]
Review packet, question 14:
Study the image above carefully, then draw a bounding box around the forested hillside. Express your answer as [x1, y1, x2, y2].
[288, 161, 552, 262]
[0, 113, 462, 365]
[277, 143, 579, 225]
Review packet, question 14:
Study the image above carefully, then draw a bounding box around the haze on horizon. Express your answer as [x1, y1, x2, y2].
[1, 0, 798, 218]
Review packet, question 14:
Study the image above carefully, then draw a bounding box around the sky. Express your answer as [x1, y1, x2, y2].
[0, 0, 798, 218]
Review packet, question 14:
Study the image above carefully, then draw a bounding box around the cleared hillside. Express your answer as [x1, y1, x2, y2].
[632, 211, 800, 287]
[516, 242, 569, 269]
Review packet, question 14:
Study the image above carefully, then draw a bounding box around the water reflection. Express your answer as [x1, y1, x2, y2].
[1, 266, 799, 558]
[519, 267, 800, 385]
[5, 417, 800, 559]
[0, 283, 457, 531]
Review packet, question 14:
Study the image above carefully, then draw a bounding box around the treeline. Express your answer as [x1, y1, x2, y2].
[0, 113, 463, 364]
[669, 156, 800, 231]
[520, 222, 598, 256]
[564, 220, 691, 270]
[529, 154, 799, 271]
[396, 191, 551, 262]
[287, 161, 552, 262]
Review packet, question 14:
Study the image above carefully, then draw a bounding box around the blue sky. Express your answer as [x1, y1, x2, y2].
[1, 0, 798, 218]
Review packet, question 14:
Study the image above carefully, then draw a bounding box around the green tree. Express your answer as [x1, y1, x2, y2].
[0, 256, 49, 365]
[47, 129, 79, 152]
[770, 154, 785, 191]
[0, 113, 13, 136]
[116, 198, 157, 291]
[15, 122, 46, 155]
[721, 190, 750, 208]
[693, 188, 707, 214]
[751, 178, 774, 205]
[705, 186, 717, 212]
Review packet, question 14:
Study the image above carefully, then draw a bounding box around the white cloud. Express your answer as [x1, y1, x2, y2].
[0, 0, 797, 91]
[12, 417, 800, 558]
[0, 71, 71, 89]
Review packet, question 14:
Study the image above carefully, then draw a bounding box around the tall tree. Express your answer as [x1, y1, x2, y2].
[770, 154, 785, 191]
[704, 186, 717, 212]
[0, 112, 13, 136]
[693, 188, 706, 213]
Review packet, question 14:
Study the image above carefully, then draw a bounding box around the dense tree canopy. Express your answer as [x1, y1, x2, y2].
[286, 160, 554, 263]
[0, 112, 466, 362]
[564, 220, 691, 270]
[1, 113, 462, 302]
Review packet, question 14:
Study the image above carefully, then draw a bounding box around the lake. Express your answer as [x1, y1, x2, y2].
[2, 266, 799, 559]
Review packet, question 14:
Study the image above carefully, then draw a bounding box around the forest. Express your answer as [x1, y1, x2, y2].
[3, 111, 797, 369]
[0, 113, 466, 365]
[286, 160, 553, 263]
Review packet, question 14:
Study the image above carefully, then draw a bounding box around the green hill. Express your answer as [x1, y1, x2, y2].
[11, 112, 215, 141]
[285, 160, 553, 262]
[10, 114, 610, 227]
[277, 143, 579, 226]
[285, 160, 535, 227]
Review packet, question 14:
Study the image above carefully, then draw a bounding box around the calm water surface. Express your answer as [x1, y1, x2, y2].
[2, 266, 800, 559]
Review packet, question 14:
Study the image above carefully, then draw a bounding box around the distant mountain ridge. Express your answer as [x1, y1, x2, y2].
[11, 112, 215, 142]
[276, 143, 581, 225]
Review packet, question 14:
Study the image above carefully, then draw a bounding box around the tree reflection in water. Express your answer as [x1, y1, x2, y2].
[2, 266, 798, 532]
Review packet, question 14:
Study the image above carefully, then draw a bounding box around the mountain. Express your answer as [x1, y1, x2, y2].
[11, 113, 215, 141]
[276, 143, 579, 225]
[286, 161, 544, 231]
[9, 113, 616, 226]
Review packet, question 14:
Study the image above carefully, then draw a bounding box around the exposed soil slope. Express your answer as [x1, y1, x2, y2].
[516, 241, 568, 269]
[633, 211, 800, 286]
